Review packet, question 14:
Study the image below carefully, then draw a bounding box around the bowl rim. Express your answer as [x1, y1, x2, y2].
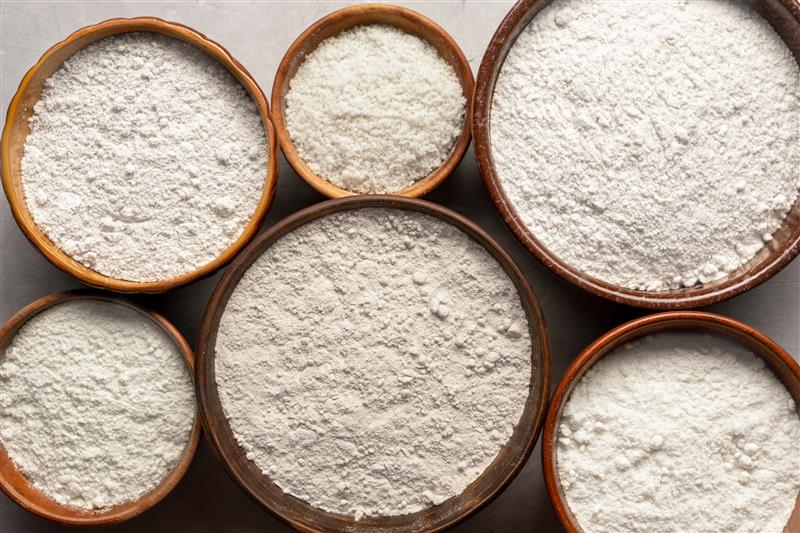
[195, 195, 551, 533]
[0, 289, 202, 526]
[541, 310, 800, 533]
[271, 3, 475, 199]
[471, 0, 800, 309]
[0, 16, 279, 294]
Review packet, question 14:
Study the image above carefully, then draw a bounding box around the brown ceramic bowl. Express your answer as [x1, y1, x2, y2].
[542, 311, 800, 533]
[271, 4, 474, 199]
[1, 17, 279, 293]
[0, 290, 202, 526]
[196, 195, 550, 532]
[472, 0, 800, 309]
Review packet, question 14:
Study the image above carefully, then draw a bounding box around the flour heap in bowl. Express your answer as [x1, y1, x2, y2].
[214, 208, 533, 518]
[0, 300, 196, 510]
[22, 32, 268, 282]
[491, 0, 800, 291]
[558, 333, 800, 533]
[285, 25, 466, 194]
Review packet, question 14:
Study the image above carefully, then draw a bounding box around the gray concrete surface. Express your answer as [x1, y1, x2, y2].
[1, 2, 798, 532]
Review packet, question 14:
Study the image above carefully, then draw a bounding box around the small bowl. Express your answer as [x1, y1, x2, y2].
[472, 0, 800, 309]
[0, 290, 202, 526]
[196, 195, 550, 532]
[1, 17, 279, 293]
[542, 311, 800, 533]
[271, 4, 474, 199]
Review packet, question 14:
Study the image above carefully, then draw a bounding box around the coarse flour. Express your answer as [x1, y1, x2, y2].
[558, 333, 800, 533]
[491, 0, 800, 291]
[0, 300, 196, 509]
[215, 208, 532, 518]
[285, 25, 465, 194]
[22, 33, 268, 282]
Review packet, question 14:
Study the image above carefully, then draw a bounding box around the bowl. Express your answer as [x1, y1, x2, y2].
[271, 4, 474, 199]
[1, 17, 279, 293]
[0, 290, 202, 526]
[195, 195, 550, 532]
[541, 311, 800, 533]
[471, 0, 800, 309]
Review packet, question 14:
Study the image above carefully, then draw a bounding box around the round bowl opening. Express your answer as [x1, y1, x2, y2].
[0, 17, 279, 293]
[472, 0, 800, 309]
[0, 290, 202, 526]
[272, 4, 474, 199]
[196, 195, 550, 532]
[542, 311, 800, 532]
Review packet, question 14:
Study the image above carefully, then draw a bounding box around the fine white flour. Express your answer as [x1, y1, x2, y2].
[558, 333, 800, 533]
[22, 32, 268, 282]
[285, 25, 465, 194]
[491, 0, 800, 291]
[0, 300, 196, 509]
[215, 208, 532, 518]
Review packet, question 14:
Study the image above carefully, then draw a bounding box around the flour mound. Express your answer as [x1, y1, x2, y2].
[0, 300, 196, 510]
[558, 333, 800, 533]
[214, 208, 532, 518]
[285, 24, 466, 194]
[22, 32, 268, 282]
[491, 0, 800, 291]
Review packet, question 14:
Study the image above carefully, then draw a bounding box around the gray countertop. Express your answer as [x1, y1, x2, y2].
[1, 2, 798, 532]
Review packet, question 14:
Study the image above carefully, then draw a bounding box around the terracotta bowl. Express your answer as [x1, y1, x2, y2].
[271, 4, 474, 199]
[472, 0, 800, 309]
[196, 196, 550, 532]
[0, 290, 202, 526]
[1, 17, 279, 293]
[542, 311, 800, 533]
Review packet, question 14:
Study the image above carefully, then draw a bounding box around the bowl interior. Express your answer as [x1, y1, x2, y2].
[544, 313, 800, 533]
[272, 4, 474, 199]
[1, 17, 278, 293]
[196, 196, 549, 533]
[0, 291, 201, 526]
[473, 0, 800, 308]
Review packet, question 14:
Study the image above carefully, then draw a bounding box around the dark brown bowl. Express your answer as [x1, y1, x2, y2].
[472, 0, 800, 309]
[195, 195, 550, 532]
[0, 290, 202, 526]
[541, 311, 800, 533]
[272, 4, 474, 199]
[1, 17, 279, 293]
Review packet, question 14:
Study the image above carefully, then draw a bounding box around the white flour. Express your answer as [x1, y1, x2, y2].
[214, 208, 532, 518]
[22, 32, 268, 282]
[491, 0, 800, 291]
[0, 300, 196, 510]
[285, 25, 465, 194]
[558, 333, 800, 533]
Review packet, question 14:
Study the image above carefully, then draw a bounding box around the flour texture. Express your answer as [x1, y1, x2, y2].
[491, 0, 800, 291]
[558, 333, 800, 533]
[0, 300, 196, 509]
[215, 208, 532, 518]
[285, 25, 465, 194]
[22, 32, 268, 282]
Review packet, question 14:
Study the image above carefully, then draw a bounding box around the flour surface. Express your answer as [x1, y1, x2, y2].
[22, 32, 268, 282]
[0, 300, 196, 509]
[558, 333, 800, 533]
[285, 25, 465, 193]
[215, 208, 532, 518]
[491, 0, 800, 291]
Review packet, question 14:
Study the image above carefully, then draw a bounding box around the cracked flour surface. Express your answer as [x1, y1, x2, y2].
[214, 208, 533, 518]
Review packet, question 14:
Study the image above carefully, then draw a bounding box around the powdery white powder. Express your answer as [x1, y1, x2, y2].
[285, 25, 466, 194]
[558, 332, 800, 533]
[491, 0, 800, 291]
[0, 300, 196, 510]
[214, 208, 532, 518]
[22, 32, 268, 282]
